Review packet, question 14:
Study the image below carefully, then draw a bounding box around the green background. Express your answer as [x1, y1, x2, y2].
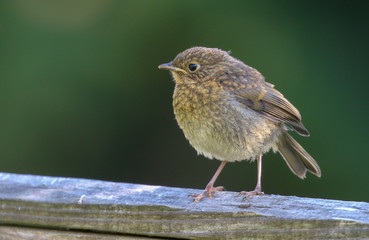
[1, 1, 368, 202]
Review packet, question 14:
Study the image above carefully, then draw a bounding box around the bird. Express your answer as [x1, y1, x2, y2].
[158, 47, 321, 202]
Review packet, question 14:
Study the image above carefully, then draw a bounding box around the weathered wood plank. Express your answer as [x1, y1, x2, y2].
[0, 225, 148, 240]
[0, 172, 368, 239]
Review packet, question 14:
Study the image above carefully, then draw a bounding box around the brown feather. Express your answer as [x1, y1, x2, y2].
[228, 82, 310, 136]
[277, 133, 321, 178]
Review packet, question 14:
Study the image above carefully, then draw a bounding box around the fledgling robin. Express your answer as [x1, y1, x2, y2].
[158, 47, 321, 202]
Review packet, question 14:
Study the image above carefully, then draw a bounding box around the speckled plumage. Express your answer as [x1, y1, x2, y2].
[159, 47, 321, 201]
[171, 48, 282, 162]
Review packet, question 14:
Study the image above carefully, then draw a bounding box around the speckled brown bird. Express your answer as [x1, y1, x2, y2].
[158, 47, 321, 202]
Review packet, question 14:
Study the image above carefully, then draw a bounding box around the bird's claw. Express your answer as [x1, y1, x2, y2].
[240, 190, 264, 200]
[192, 186, 224, 202]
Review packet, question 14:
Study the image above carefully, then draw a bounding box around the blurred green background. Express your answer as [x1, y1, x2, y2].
[0, 1, 368, 202]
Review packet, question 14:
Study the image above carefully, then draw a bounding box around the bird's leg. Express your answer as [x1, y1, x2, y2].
[241, 154, 264, 199]
[193, 161, 227, 202]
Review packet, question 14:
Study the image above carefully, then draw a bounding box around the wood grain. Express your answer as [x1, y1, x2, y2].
[0, 172, 368, 239]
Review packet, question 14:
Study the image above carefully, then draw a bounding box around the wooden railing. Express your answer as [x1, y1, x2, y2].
[0, 172, 368, 239]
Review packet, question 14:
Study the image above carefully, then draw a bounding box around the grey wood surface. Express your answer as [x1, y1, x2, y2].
[0, 172, 368, 239]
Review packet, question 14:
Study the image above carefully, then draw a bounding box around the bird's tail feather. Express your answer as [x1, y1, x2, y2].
[277, 132, 321, 179]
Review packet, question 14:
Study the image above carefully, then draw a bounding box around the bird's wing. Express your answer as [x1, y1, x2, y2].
[225, 80, 310, 136]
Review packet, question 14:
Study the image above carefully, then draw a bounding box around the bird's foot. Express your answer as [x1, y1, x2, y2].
[240, 189, 264, 200]
[191, 185, 224, 202]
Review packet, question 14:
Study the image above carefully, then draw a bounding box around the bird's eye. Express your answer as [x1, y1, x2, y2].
[188, 63, 199, 72]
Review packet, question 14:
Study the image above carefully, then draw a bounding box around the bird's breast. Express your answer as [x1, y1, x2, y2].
[172, 82, 281, 161]
[172, 81, 227, 122]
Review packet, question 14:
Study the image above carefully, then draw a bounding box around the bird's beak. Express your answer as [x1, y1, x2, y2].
[158, 62, 186, 73]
